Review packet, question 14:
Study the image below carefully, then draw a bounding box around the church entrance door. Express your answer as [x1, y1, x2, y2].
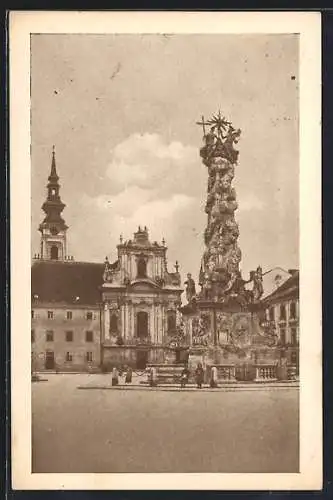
[136, 311, 148, 339]
[136, 350, 148, 369]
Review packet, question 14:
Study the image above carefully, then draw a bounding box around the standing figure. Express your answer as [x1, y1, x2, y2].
[184, 273, 196, 304]
[180, 365, 189, 388]
[195, 363, 205, 389]
[210, 366, 218, 388]
[111, 367, 119, 386]
[252, 265, 264, 301]
[149, 366, 158, 387]
[125, 366, 133, 384]
[204, 126, 217, 158]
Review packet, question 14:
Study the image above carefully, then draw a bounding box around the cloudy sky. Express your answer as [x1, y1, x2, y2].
[31, 34, 299, 282]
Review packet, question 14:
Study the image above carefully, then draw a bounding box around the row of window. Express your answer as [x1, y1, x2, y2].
[31, 330, 95, 343]
[32, 310, 95, 320]
[65, 352, 93, 362]
[268, 301, 297, 322]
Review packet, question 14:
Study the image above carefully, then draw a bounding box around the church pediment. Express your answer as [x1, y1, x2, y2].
[129, 279, 161, 291]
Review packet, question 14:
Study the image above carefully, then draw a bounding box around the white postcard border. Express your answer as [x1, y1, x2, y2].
[9, 10, 322, 490]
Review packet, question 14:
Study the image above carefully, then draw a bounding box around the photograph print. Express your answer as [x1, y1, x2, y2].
[9, 11, 322, 491]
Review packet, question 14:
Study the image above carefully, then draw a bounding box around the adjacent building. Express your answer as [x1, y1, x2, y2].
[262, 270, 299, 366]
[31, 150, 103, 373]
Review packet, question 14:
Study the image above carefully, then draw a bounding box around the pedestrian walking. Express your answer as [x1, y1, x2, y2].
[149, 366, 158, 387]
[180, 365, 189, 388]
[210, 366, 218, 388]
[125, 366, 133, 384]
[195, 363, 204, 389]
[111, 366, 119, 386]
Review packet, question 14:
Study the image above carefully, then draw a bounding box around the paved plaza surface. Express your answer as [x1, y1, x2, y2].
[32, 374, 299, 473]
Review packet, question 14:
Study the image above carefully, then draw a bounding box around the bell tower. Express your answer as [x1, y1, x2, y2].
[38, 147, 68, 261]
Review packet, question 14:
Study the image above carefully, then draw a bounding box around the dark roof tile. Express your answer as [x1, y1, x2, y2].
[263, 271, 299, 304]
[31, 260, 104, 305]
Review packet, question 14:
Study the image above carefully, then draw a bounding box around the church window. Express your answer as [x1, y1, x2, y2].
[66, 352, 73, 362]
[86, 311, 93, 320]
[51, 188, 56, 195]
[47, 311, 53, 319]
[137, 257, 147, 278]
[31, 310, 35, 319]
[85, 331, 93, 342]
[46, 330, 54, 342]
[110, 314, 118, 333]
[167, 310, 177, 333]
[50, 245, 59, 260]
[66, 331, 73, 342]
[136, 311, 148, 339]
[31, 330, 35, 343]
[279, 304, 286, 321]
[86, 352, 93, 362]
[66, 311, 72, 320]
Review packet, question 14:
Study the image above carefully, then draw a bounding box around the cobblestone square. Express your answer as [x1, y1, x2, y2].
[32, 374, 299, 473]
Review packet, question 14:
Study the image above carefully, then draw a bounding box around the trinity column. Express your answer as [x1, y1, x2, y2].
[181, 111, 271, 369]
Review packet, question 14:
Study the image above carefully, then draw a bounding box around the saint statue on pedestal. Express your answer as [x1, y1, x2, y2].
[184, 273, 196, 303]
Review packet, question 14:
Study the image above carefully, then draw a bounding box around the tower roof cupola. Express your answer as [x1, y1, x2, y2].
[39, 147, 68, 232]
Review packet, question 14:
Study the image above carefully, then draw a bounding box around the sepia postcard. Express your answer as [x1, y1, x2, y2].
[9, 10, 322, 491]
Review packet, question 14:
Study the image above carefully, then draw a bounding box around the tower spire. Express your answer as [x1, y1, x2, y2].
[38, 147, 68, 261]
[49, 145, 58, 181]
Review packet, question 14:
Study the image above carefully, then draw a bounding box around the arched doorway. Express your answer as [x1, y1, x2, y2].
[136, 311, 148, 339]
[50, 245, 59, 260]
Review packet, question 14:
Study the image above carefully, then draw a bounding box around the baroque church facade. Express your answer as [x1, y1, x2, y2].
[31, 150, 184, 372]
[101, 227, 184, 369]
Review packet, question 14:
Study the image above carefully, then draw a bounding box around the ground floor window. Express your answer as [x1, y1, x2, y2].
[66, 352, 73, 362]
[86, 352, 93, 362]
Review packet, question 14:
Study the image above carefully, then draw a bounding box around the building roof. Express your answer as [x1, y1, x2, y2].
[32, 260, 104, 305]
[263, 270, 299, 305]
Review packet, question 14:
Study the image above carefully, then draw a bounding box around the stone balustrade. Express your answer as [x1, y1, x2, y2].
[287, 364, 298, 381]
[146, 363, 185, 384]
[254, 364, 278, 382]
[215, 365, 236, 382]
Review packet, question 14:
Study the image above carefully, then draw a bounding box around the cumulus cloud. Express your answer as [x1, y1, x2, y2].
[81, 134, 204, 264]
[112, 194, 196, 242]
[105, 133, 201, 197]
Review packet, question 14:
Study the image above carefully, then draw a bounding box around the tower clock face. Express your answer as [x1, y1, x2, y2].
[50, 226, 59, 235]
